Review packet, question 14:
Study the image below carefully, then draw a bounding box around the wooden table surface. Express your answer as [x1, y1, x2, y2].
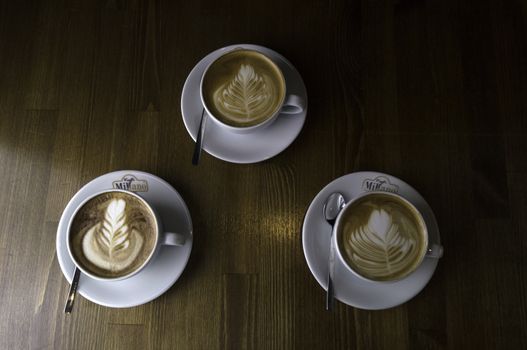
[1, 0, 527, 349]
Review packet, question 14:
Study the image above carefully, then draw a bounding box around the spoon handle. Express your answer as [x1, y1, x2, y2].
[326, 276, 334, 310]
[192, 108, 206, 165]
[64, 267, 81, 314]
[326, 237, 335, 310]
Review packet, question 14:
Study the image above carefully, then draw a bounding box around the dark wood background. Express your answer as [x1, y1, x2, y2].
[1, 0, 526, 349]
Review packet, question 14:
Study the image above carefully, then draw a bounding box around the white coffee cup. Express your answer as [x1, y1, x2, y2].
[200, 46, 305, 134]
[333, 191, 443, 283]
[66, 189, 186, 282]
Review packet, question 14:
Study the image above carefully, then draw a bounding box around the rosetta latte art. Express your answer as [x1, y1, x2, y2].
[344, 208, 421, 280]
[213, 64, 277, 123]
[81, 199, 144, 273]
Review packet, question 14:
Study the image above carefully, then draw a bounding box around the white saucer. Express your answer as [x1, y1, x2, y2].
[302, 171, 441, 310]
[56, 171, 193, 308]
[181, 44, 308, 164]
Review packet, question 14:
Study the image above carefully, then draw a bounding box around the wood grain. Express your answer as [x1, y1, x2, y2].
[1, 0, 527, 349]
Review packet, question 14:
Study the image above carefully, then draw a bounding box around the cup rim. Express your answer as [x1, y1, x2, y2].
[199, 47, 287, 132]
[66, 189, 160, 282]
[333, 191, 429, 284]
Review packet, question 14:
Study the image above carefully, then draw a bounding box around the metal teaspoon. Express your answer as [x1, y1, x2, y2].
[323, 192, 346, 311]
[192, 108, 207, 165]
[64, 267, 81, 314]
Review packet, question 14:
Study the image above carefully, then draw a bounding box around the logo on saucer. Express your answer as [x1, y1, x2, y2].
[362, 176, 399, 193]
[112, 175, 148, 192]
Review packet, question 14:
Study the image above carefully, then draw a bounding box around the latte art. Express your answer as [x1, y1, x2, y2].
[69, 192, 157, 279]
[202, 49, 285, 127]
[213, 64, 277, 124]
[82, 199, 144, 273]
[338, 193, 427, 281]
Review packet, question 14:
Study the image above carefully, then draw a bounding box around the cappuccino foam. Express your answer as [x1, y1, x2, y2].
[202, 49, 285, 127]
[69, 192, 157, 278]
[338, 193, 427, 281]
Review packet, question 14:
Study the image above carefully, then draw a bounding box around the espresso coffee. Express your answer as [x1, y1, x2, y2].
[69, 192, 157, 279]
[337, 193, 427, 281]
[202, 49, 286, 127]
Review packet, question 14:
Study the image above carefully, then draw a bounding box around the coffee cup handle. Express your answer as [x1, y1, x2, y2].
[162, 232, 186, 246]
[426, 244, 443, 259]
[280, 94, 305, 115]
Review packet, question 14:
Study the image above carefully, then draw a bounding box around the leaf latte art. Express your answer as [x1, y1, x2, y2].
[339, 194, 427, 281]
[213, 64, 277, 123]
[70, 192, 157, 278]
[202, 49, 285, 127]
[82, 199, 144, 273]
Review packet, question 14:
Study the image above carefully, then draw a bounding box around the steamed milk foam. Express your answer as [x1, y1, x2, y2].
[69, 192, 157, 278]
[202, 49, 286, 127]
[337, 193, 427, 281]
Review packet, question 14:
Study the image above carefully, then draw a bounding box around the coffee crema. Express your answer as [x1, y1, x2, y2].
[202, 49, 285, 127]
[69, 192, 157, 279]
[337, 193, 427, 281]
